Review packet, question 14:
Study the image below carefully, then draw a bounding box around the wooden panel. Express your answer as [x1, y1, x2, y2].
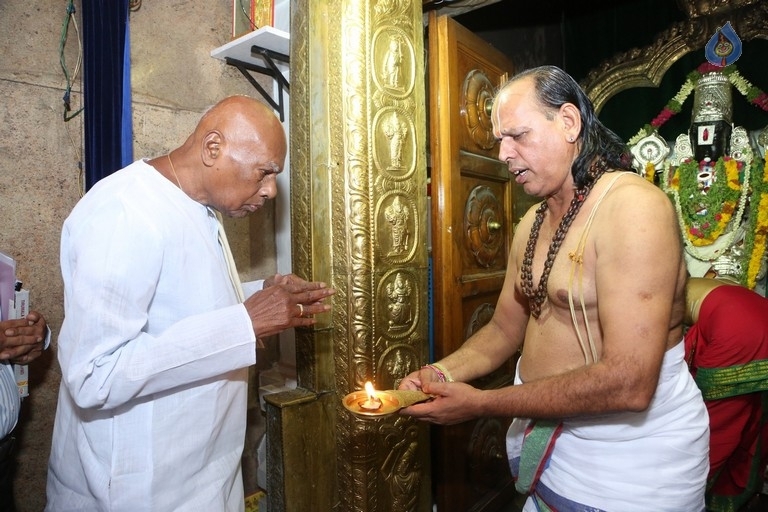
[429, 13, 514, 364]
[428, 11, 518, 512]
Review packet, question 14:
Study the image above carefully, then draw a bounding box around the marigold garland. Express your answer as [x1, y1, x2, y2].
[645, 162, 655, 183]
[668, 157, 745, 246]
[743, 158, 768, 289]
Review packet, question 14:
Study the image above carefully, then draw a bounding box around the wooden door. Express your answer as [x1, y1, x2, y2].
[427, 12, 525, 512]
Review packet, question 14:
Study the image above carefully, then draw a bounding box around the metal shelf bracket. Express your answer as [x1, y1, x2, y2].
[211, 27, 290, 121]
[225, 46, 290, 121]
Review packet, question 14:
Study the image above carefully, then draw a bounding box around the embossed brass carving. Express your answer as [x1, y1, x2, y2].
[375, 109, 416, 174]
[379, 269, 419, 337]
[280, 1, 431, 511]
[378, 192, 419, 264]
[384, 195, 411, 255]
[373, 26, 416, 98]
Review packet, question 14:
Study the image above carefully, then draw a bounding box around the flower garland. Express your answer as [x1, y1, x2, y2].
[668, 156, 745, 246]
[628, 62, 768, 146]
[666, 156, 768, 288]
[743, 158, 768, 289]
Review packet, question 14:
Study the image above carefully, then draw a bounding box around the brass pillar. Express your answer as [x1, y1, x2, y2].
[265, 0, 431, 511]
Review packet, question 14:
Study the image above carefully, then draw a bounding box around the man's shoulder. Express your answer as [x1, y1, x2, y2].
[596, 171, 673, 214]
[70, 161, 174, 215]
[64, 161, 189, 236]
[86, 160, 155, 192]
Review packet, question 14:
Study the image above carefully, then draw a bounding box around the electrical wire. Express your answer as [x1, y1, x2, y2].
[56, 0, 84, 194]
[240, 0, 258, 31]
[49, 99, 85, 197]
[59, 0, 83, 122]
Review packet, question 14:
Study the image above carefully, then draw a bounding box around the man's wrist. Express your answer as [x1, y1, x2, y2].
[424, 362, 454, 382]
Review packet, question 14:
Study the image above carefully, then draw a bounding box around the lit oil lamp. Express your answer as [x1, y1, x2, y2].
[341, 381, 433, 419]
[360, 381, 382, 410]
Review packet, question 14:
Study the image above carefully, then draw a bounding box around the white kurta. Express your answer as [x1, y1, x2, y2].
[47, 160, 259, 512]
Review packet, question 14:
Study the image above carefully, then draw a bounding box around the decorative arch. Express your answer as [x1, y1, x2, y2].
[581, 0, 768, 113]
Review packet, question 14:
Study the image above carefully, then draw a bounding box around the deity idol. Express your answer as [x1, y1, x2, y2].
[631, 66, 768, 290]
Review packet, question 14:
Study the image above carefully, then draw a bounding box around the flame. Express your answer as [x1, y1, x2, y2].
[364, 381, 376, 400]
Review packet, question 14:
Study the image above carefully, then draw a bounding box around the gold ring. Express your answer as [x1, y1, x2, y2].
[297, 304, 304, 316]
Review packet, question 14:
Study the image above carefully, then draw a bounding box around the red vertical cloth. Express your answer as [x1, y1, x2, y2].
[685, 285, 768, 498]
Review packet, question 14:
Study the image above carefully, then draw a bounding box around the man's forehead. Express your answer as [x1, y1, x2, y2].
[496, 83, 540, 124]
[501, 76, 535, 101]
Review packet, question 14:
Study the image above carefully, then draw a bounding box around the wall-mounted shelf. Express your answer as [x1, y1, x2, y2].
[211, 26, 290, 121]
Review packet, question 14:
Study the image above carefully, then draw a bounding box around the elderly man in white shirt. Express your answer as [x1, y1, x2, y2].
[46, 96, 335, 512]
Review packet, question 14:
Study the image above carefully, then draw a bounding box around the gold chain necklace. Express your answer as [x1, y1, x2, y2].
[167, 153, 183, 193]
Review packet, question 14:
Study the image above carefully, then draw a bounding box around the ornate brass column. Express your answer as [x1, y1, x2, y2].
[265, 1, 431, 511]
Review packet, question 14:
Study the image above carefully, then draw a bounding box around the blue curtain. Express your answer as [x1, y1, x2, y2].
[82, 0, 133, 190]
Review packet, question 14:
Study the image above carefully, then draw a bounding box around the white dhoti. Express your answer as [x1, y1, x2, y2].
[507, 342, 709, 511]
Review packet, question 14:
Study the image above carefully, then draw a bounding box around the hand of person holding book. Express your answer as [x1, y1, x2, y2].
[0, 310, 47, 363]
